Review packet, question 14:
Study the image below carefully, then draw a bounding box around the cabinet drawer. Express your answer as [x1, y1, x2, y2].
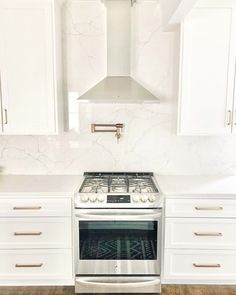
[0, 249, 72, 280]
[165, 218, 236, 249]
[0, 218, 71, 249]
[0, 198, 71, 217]
[164, 249, 236, 281]
[166, 199, 236, 218]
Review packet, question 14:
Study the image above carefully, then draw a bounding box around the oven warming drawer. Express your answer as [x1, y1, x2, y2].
[75, 276, 161, 293]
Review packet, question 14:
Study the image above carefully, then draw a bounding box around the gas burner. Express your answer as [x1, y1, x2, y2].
[81, 177, 108, 193]
[79, 173, 158, 194]
[129, 178, 157, 193]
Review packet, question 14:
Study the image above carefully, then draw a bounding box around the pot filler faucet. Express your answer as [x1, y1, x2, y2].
[91, 123, 124, 144]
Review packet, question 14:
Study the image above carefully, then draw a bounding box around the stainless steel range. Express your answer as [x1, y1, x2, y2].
[74, 172, 163, 294]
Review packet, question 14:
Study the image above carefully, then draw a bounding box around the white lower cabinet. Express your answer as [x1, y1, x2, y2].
[164, 249, 236, 282]
[0, 218, 71, 249]
[0, 249, 72, 281]
[0, 198, 73, 286]
[164, 197, 236, 284]
[165, 218, 236, 249]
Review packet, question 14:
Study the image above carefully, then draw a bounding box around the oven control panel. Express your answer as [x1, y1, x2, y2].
[107, 195, 131, 203]
[76, 193, 162, 208]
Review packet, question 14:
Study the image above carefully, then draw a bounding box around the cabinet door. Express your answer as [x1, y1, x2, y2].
[0, 0, 57, 135]
[178, 1, 236, 135]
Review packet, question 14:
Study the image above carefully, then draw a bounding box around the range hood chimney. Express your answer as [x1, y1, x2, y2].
[78, 0, 159, 103]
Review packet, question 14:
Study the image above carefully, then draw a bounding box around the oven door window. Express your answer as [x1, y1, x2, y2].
[79, 221, 157, 260]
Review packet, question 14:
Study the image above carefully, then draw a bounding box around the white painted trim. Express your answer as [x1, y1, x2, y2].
[162, 0, 198, 31]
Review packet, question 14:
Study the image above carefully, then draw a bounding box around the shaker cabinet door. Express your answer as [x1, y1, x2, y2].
[178, 1, 236, 135]
[0, 0, 58, 135]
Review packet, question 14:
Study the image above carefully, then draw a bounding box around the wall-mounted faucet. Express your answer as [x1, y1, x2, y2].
[91, 123, 124, 144]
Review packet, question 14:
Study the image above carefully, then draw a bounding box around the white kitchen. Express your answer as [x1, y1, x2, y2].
[0, 0, 236, 294]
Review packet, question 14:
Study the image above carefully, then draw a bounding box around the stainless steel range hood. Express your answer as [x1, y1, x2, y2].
[78, 0, 159, 104]
[78, 77, 158, 103]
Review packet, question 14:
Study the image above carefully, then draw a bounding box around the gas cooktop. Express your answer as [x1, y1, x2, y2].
[79, 172, 159, 194]
[76, 172, 162, 208]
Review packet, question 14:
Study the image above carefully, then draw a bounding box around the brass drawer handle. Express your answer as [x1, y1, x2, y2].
[194, 232, 222, 237]
[195, 206, 223, 211]
[13, 206, 42, 210]
[15, 263, 43, 268]
[4, 109, 8, 125]
[227, 110, 232, 126]
[193, 263, 221, 268]
[14, 232, 42, 236]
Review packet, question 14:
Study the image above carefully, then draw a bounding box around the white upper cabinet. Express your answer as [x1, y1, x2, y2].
[178, 0, 236, 135]
[0, 0, 63, 135]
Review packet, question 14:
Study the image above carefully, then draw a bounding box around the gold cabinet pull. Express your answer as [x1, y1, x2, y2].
[15, 263, 43, 268]
[14, 232, 42, 236]
[194, 232, 222, 237]
[13, 206, 42, 210]
[195, 206, 223, 211]
[193, 263, 221, 268]
[227, 110, 232, 126]
[4, 109, 8, 125]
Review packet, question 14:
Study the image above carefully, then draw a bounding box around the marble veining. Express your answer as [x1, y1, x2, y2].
[1, 0, 236, 175]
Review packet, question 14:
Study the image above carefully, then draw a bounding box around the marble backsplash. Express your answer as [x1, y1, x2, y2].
[1, 0, 236, 175]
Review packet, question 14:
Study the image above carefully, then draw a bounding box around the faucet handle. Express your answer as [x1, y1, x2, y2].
[116, 128, 121, 144]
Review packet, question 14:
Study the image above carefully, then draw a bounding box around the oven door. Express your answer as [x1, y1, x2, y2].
[75, 209, 162, 275]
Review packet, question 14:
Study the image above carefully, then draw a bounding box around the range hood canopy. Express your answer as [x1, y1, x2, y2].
[78, 76, 158, 103]
[78, 0, 159, 103]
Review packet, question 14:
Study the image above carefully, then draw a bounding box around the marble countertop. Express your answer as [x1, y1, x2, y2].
[155, 175, 236, 197]
[1, 174, 236, 198]
[0, 175, 83, 197]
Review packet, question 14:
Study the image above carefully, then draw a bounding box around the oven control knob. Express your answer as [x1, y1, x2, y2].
[132, 195, 139, 203]
[81, 196, 89, 203]
[140, 196, 148, 203]
[148, 195, 156, 203]
[89, 196, 97, 202]
[97, 196, 105, 202]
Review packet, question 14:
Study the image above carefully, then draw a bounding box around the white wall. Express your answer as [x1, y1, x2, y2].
[160, 0, 182, 27]
[160, 0, 198, 29]
[1, 0, 236, 175]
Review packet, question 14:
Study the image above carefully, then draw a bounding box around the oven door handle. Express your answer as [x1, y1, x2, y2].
[76, 211, 161, 220]
[76, 277, 161, 288]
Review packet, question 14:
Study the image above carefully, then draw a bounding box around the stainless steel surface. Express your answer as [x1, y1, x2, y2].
[75, 207, 162, 276]
[195, 206, 223, 211]
[14, 232, 42, 236]
[75, 172, 162, 293]
[194, 232, 223, 237]
[13, 206, 42, 210]
[76, 209, 161, 220]
[77, 77, 160, 103]
[77, 173, 160, 209]
[75, 276, 161, 293]
[15, 263, 43, 268]
[193, 263, 221, 268]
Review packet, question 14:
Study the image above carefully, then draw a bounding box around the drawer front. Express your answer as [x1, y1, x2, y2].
[0, 218, 71, 249]
[165, 218, 236, 249]
[164, 249, 236, 281]
[166, 199, 236, 218]
[0, 249, 72, 280]
[0, 198, 71, 217]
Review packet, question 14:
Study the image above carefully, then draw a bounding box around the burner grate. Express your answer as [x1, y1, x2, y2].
[79, 173, 158, 194]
